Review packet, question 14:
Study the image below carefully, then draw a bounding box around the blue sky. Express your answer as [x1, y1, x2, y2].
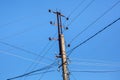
[0, 0, 120, 80]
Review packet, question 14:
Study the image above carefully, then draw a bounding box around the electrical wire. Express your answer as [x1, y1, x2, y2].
[26, 70, 55, 77]
[63, 0, 86, 25]
[67, 17, 120, 56]
[67, 0, 86, 17]
[0, 23, 42, 40]
[23, 42, 56, 77]
[30, 41, 56, 69]
[37, 63, 56, 80]
[70, 58, 120, 67]
[70, 58, 117, 63]
[66, 0, 95, 27]
[69, 0, 120, 44]
[22, 33, 57, 80]
[70, 73, 78, 80]
[37, 73, 44, 80]
[0, 17, 27, 28]
[23, 41, 51, 72]
[0, 41, 52, 61]
[0, 41, 39, 56]
[0, 50, 50, 65]
[0, 12, 41, 28]
[6, 62, 56, 80]
[70, 62, 120, 67]
[71, 70, 120, 73]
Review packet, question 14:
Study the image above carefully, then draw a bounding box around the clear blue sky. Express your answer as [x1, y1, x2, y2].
[0, 0, 120, 80]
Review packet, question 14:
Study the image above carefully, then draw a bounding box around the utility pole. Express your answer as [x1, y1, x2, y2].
[49, 10, 69, 80]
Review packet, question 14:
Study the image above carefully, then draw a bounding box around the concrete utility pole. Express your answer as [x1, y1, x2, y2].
[49, 10, 69, 80]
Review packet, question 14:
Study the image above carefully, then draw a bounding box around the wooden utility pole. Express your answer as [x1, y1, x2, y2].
[49, 10, 69, 80]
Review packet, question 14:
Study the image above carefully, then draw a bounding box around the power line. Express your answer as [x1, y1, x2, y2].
[22, 33, 57, 80]
[71, 70, 120, 73]
[63, 0, 86, 25]
[70, 58, 120, 67]
[37, 65, 55, 80]
[70, 58, 119, 63]
[37, 73, 45, 80]
[23, 41, 51, 71]
[69, 0, 120, 44]
[26, 70, 55, 77]
[67, 0, 86, 17]
[6, 62, 56, 80]
[0, 12, 41, 28]
[30, 41, 56, 69]
[23, 42, 56, 80]
[0, 41, 39, 56]
[0, 50, 50, 65]
[0, 23, 42, 40]
[70, 62, 120, 67]
[67, 17, 120, 56]
[70, 73, 78, 80]
[0, 41, 53, 63]
[66, 0, 95, 27]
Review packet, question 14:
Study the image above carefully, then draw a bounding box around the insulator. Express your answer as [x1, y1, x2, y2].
[66, 27, 69, 30]
[50, 21, 52, 24]
[48, 9, 51, 12]
[49, 37, 52, 41]
[68, 44, 70, 47]
[66, 17, 69, 20]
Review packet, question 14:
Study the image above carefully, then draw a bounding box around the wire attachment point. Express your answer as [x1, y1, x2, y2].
[49, 37, 58, 41]
[68, 44, 71, 47]
[48, 9, 51, 13]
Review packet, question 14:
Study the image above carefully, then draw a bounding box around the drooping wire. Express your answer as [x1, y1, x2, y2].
[66, 0, 95, 27]
[67, 17, 120, 56]
[25, 70, 55, 77]
[6, 62, 56, 80]
[25, 41, 56, 71]
[69, 0, 120, 44]
[22, 33, 57, 80]
[36, 35, 58, 80]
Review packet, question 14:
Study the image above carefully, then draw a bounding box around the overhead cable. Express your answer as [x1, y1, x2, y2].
[0, 50, 49, 65]
[6, 62, 56, 80]
[67, 17, 120, 56]
[66, 0, 95, 27]
[63, 0, 86, 25]
[0, 23, 41, 40]
[23, 33, 57, 80]
[67, 0, 86, 17]
[0, 41, 52, 61]
[0, 41, 39, 56]
[69, 0, 120, 44]
[71, 70, 120, 73]
[25, 70, 55, 77]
